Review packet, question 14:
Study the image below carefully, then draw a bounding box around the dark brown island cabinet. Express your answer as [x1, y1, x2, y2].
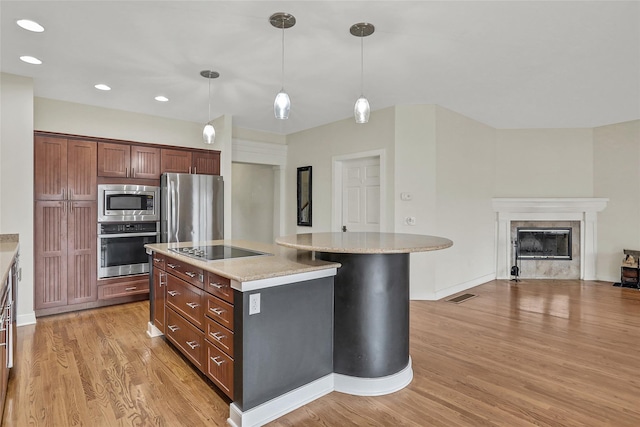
[0, 237, 19, 420]
[33, 132, 221, 317]
[146, 242, 337, 426]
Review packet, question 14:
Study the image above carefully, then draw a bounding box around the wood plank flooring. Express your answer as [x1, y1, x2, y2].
[3, 279, 639, 426]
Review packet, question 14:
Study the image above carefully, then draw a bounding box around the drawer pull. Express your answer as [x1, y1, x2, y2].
[185, 271, 196, 278]
[209, 282, 224, 289]
[186, 340, 200, 350]
[124, 286, 137, 291]
[167, 325, 179, 332]
[209, 307, 225, 316]
[210, 331, 226, 341]
[167, 263, 178, 269]
[186, 302, 199, 309]
[153, 258, 162, 263]
[210, 356, 225, 366]
[167, 290, 178, 297]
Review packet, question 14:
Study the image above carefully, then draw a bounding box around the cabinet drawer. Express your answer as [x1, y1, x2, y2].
[98, 277, 149, 300]
[152, 253, 165, 270]
[205, 340, 234, 399]
[164, 256, 204, 289]
[206, 271, 234, 304]
[166, 274, 204, 329]
[166, 308, 204, 369]
[205, 316, 234, 357]
[205, 294, 234, 330]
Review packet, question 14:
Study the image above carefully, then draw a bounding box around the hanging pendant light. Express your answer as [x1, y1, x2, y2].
[270, 12, 296, 120]
[200, 70, 219, 144]
[350, 23, 375, 124]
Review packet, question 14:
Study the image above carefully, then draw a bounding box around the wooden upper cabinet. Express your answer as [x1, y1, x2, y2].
[130, 145, 161, 179]
[161, 148, 192, 174]
[98, 142, 130, 178]
[161, 148, 220, 175]
[98, 142, 160, 179]
[192, 151, 220, 175]
[34, 135, 97, 201]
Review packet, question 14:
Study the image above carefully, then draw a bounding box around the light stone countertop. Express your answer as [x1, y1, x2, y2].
[0, 235, 19, 287]
[276, 232, 453, 254]
[145, 239, 340, 285]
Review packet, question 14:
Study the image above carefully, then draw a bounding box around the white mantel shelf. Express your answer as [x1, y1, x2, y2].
[492, 198, 609, 280]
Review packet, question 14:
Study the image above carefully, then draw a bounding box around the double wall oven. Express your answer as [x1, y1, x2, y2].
[98, 184, 160, 279]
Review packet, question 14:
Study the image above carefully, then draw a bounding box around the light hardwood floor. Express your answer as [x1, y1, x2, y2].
[3, 280, 639, 426]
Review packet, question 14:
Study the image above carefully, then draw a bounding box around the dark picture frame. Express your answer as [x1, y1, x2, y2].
[297, 166, 312, 226]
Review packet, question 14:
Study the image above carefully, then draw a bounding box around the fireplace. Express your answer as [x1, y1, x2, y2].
[517, 227, 572, 260]
[492, 198, 608, 280]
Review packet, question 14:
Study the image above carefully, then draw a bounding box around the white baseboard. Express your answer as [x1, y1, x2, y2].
[411, 273, 495, 301]
[334, 358, 413, 396]
[146, 321, 163, 337]
[227, 374, 333, 427]
[17, 311, 36, 326]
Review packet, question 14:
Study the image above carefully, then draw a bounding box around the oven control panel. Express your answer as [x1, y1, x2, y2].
[99, 222, 159, 235]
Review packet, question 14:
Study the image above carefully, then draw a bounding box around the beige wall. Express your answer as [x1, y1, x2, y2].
[0, 73, 35, 324]
[494, 128, 594, 197]
[594, 120, 640, 281]
[232, 163, 275, 244]
[285, 107, 397, 234]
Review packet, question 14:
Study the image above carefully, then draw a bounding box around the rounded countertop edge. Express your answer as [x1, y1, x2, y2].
[275, 232, 453, 254]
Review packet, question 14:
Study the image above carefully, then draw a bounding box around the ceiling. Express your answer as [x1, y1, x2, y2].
[2, 1, 639, 135]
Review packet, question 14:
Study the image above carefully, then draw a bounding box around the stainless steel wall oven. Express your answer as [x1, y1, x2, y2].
[98, 222, 159, 278]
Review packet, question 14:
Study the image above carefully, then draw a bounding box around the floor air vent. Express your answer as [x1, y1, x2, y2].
[446, 293, 477, 304]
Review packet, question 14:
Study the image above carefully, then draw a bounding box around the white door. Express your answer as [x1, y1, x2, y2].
[341, 157, 380, 232]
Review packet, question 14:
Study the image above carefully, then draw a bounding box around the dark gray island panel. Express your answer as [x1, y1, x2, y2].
[234, 276, 334, 411]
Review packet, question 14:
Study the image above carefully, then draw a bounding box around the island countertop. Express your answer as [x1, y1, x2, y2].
[145, 239, 339, 286]
[0, 235, 19, 286]
[276, 232, 453, 254]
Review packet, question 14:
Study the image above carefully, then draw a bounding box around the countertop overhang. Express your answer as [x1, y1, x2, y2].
[0, 236, 19, 286]
[145, 239, 339, 292]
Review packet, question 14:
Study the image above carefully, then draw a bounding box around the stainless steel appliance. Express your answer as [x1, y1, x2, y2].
[98, 222, 159, 278]
[161, 173, 224, 244]
[98, 184, 159, 222]
[169, 244, 268, 261]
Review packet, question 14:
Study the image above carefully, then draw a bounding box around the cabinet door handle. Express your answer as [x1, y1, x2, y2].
[167, 290, 178, 297]
[62, 188, 66, 200]
[132, 167, 135, 177]
[186, 340, 200, 350]
[167, 263, 177, 269]
[159, 272, 166, 287]
[186, 302, 199, 309]
[209, 282, 224, 289]
[69, 201, 73, 213]
[193, 167, 197, 174]
[69, 189, 73, 200]
[210, 331, 225, 341]
[125, 287, 137, 291]
[185, 271, 196, 278]
[209, 307, 224, 316]
[167, 325, 179, 332]
[125, 167, 129, 177]
[153, 257, 162, 262]
[210, 356, 224, 366]
[62, 201, 66, 214]
[188, 166, 192, 174]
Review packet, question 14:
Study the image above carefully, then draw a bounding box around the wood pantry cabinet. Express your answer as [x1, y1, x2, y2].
[98, 142, 161, 179]
[34, 135, 98, 311]
[154, 256, 235, 398]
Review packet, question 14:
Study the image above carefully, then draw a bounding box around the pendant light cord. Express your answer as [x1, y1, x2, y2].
[281, 23, 285, 89]
[360, 32, 364, 96]
[208, 75, 212, 122]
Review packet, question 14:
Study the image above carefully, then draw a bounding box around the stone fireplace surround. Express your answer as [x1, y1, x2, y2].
[492, 198, 608, 280]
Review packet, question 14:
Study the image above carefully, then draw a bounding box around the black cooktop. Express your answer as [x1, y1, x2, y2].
[169, 244, 269, 261]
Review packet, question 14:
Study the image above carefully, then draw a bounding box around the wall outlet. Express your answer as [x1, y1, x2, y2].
[400, 192, 413, 201]
[249, 293, 261, 315]
[405, 216, 416, 226]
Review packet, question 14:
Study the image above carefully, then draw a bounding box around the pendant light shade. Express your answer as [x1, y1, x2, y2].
[200, 70, 219, 145]
[270, 12, 296, 120]
[354, 96, 370, 124]
[274, 90, 291, 120]
[203, 122, 215, 145]
[350, 23, 375, 124]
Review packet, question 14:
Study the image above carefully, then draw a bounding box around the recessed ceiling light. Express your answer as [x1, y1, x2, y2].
[155, 95, 169, 102]
[20, 55, 42, 65]
[17, 19, 44, 33]
[94, 84, 111, 91]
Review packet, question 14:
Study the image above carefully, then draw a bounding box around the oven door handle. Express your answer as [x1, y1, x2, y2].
[98, 232, 159, 238]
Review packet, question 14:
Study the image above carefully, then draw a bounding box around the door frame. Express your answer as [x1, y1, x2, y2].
[332, 149, 387, 232]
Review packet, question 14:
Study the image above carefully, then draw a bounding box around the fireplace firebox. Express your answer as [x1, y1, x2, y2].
[517, 227, 572, 260]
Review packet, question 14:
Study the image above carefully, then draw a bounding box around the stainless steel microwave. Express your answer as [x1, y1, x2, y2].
[98, 184, 159, 222]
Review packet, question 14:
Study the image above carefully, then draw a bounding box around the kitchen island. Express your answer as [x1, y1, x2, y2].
[145, 240, 339, 427]
[0, 234, 19, 420]
[276, 232, 453, 396]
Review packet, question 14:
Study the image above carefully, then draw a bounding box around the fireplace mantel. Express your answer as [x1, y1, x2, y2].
[492, 198, 608, 280]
